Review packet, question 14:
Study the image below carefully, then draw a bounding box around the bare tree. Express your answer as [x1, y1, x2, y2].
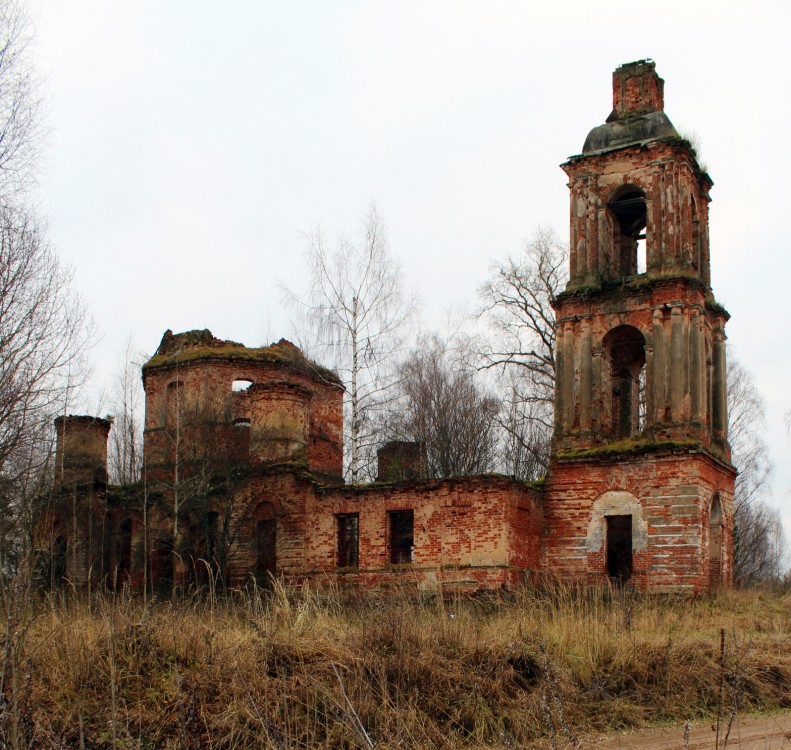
[284, 204, 416, 482]
[107, 338, 145, 486]
[0, 0, 43, 200]
[497, 367, 552, 481]
[727, 355, 787, 582]
[478, 226, 566, 477]
[0, 207, 93, 480]
[386, 333, 500, 479]
[0, 1, 95, 587]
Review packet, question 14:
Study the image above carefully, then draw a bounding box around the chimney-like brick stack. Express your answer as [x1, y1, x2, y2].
[611, 59, 664, 119]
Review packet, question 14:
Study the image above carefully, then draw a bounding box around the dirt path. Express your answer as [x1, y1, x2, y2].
[584, 712, 791, 749]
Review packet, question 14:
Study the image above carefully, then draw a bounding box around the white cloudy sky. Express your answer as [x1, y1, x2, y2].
[28, 1, 791, 538]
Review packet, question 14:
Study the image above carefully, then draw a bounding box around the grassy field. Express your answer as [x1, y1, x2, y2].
[1, 581, 789, 748]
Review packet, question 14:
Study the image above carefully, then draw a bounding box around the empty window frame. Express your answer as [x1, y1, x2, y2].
[389, 509, 414, 564]
[336, 513, 359, 568]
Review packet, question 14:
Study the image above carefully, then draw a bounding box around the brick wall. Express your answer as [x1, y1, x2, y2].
[543, 448, 735, 592]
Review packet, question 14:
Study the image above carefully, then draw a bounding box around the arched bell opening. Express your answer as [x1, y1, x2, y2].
[602, 325, 646, 438]
[608, 186, 647, 277]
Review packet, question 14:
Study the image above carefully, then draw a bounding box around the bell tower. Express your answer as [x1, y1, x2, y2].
[544, 61, 735, 592]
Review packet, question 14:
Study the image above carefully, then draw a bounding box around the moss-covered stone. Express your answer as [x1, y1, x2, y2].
[143, 329, 341, 385]
[556, 437, 702, 461]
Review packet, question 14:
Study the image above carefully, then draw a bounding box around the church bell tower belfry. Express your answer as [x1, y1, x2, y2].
[544, 61, 735, 592]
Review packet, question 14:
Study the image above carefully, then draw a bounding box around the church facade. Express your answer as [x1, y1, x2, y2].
[41, 61, 735, 594]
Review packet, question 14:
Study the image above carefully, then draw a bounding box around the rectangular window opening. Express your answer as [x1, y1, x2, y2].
[389, 509, 414, 564]
[337, 513, 359, 568]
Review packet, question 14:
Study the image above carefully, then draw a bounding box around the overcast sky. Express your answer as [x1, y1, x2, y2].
[28, 1, 791, 541]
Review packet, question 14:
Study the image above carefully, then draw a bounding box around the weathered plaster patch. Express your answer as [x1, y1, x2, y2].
[586, 490, 648, 553]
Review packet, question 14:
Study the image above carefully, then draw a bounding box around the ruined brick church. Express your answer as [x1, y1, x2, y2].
[43, 61, 735, 594]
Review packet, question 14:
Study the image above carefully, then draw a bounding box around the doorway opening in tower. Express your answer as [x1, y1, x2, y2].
[608, 185, 646, 277]
[606, 514, 633, 583]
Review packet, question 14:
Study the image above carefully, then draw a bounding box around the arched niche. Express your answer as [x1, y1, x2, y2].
[254, 501, 277, 582]
[602, 325, 646, 438]
[708, 493, 724, 588]
[586, 490, 648, 584]
[162, 379, 184, 428]
[608, 185, 647, 277]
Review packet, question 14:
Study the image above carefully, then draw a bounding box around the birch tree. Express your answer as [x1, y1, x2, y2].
[285, 205, 416, 482]
[107, 338, 145, 486]
[0, 0, 43, 200]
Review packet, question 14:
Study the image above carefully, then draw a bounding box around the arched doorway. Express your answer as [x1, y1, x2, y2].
[586, 491, 648, 585]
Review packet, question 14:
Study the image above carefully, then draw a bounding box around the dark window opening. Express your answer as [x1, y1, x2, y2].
[117, 518, 133, 582]
[154, 536, 174, 592]
[606, 515, 633, 583]
[389, 510, 414, 564]
[603, 325, 647, 438]
[337, 514, 359, 568]
[51, 535, 67, 588]
[608, 187, 647, 277]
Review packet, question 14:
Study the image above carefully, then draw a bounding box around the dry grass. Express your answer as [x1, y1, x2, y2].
[0, 581, 789, 748]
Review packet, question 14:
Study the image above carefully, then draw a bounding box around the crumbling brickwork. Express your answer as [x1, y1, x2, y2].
[41, 60, 734, 594]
